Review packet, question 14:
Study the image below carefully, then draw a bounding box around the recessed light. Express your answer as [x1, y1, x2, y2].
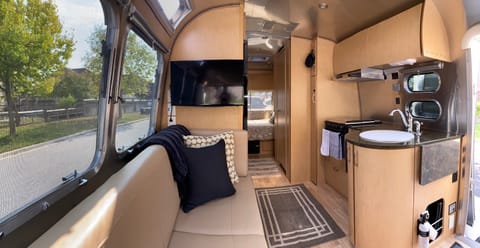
[319, 3, 328, 9]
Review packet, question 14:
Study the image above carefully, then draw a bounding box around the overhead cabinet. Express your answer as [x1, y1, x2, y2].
[333, 0, 450, 75]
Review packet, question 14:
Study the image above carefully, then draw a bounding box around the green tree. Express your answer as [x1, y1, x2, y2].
[0, 0, 74, 136]
[84, 27, 156, 99]
[53, 69, 96, 100]
[58, 94, 76, 109]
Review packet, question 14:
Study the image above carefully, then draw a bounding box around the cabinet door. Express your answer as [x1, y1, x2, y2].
[354, 146, 414, 248]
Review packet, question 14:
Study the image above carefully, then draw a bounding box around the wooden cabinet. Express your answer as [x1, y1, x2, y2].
[273, 37, 312, 183]
[333, 0, 451, 75]
[347, 143, 415, 247]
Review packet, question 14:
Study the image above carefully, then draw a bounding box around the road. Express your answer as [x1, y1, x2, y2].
[0, 120, 148, 220]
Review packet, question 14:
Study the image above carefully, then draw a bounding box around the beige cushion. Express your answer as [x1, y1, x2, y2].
[190, 129, 248, 177]
[30, 146, 180, 248]
[183, 131, 239, 183]
[174, 177, 264, 236]
[169, 232, 267, 248]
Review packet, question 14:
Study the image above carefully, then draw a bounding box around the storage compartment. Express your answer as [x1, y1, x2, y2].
[333, 0, 450, 75]
[248, 140, 260, 154]
[426, 199, 444, 239]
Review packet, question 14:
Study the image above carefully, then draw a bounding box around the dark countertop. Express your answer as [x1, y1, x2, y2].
[345, 123, 463, 149]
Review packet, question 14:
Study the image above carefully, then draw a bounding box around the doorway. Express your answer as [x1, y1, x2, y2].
[466, 35, 480, 243]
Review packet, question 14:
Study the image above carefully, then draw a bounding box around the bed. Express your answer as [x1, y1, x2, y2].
[247, 119, 274, 141]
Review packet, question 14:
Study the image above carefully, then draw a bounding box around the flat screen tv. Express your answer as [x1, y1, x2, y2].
[170, 60, 245, 106]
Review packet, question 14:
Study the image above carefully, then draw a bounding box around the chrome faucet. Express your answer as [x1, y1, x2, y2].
[389, 108, 413, 132]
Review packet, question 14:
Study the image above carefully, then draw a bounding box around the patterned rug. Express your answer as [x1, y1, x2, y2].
[248, 157, 283, 177]
[256, 184, 345, 248]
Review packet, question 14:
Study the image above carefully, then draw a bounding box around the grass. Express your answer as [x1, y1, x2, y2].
[0, 112, 148, 154]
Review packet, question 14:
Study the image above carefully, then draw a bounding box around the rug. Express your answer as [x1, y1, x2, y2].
[450, 242, 463, 248]
[256, 184, 345, 248]
[248, 157, 282, 177]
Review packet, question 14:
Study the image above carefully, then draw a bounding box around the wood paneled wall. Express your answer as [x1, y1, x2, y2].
[170, 6, 243, 60]
[289, 37, 312, 183]
[248, 70, 273, 91]
[314, 38, 361, 194]
[164, 5, 244, 130]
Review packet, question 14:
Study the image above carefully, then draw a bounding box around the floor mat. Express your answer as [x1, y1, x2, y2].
[450, 241, 463, 248]
[256, 184, 345, 248]
[248, 157, 282, 177]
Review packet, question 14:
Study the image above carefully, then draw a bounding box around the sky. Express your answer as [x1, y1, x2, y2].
[52, 0, 183, 69]
[54, 0, 104, 69]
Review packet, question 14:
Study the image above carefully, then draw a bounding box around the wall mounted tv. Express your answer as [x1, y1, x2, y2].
[170, 60, 245, 106]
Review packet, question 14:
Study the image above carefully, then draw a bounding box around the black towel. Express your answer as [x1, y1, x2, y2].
[129, 124, 191, 200]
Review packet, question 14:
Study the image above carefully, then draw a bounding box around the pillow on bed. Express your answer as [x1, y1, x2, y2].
[183, 131, 239, 183]
[182, 140, 236, 213]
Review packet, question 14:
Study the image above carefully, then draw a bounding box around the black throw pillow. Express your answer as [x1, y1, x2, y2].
[182, 139, 236, 213]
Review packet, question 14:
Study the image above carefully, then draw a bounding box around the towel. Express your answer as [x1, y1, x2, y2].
[329, 131, 343, 160]
[320, 129, 330, 156]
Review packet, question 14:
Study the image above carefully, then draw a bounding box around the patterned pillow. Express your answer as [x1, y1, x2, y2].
[183, 131, 239, 184]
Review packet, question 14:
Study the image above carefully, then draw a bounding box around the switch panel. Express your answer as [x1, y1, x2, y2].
[448, 202, 456, 215]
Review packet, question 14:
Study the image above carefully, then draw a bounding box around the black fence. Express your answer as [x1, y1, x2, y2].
[0, 99, 151, 127]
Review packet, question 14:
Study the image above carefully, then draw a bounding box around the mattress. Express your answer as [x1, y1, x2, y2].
[247, 119, 274, 140]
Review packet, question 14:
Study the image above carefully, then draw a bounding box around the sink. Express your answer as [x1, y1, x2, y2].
[359, 130, 414, 143]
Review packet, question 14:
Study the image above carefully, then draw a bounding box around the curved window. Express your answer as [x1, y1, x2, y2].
[149, 0, 191, 31]
[408, 100, 442, 120]
[405, 72, 441, 92]
[115, 29, 163, 153]
[0, 0, 106, 220]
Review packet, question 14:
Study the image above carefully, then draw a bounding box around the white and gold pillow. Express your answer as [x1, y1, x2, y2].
[183, 131, 239, 183]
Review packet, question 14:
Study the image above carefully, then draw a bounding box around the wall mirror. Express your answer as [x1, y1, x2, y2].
[408, 100, 442, 120]
[405, 72, 441, 92]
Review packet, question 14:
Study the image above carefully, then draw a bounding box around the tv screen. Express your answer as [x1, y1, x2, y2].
[170, 60, 245, 106]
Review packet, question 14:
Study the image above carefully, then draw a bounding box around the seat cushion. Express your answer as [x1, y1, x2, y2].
[182, 140, 236, 212]
[174, 176, 264, 236]
[169, 232, 267, 248]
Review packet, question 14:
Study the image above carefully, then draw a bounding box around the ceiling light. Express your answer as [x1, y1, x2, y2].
[265, 39, 273, 49]
[319, 3, 328, 9]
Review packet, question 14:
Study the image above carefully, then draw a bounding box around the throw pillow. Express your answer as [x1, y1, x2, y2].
[183, 131, 239, 183]
[182, 140, 236, 213]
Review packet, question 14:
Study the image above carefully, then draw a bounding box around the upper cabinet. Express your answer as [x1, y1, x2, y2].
[333, 0, 451, 75]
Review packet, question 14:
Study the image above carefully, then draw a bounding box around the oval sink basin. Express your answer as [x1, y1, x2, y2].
[359, 130, 414, 143]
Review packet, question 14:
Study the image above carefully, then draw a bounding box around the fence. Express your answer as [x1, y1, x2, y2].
[0, 99, 151, 127]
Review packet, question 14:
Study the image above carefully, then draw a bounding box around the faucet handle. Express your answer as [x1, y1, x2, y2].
[414, 120, 423, 136]
[405, 109, 413, 132]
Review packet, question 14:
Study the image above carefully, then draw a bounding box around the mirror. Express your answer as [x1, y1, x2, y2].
[408, 101, 442, 120]
[405, 72, 441, 92]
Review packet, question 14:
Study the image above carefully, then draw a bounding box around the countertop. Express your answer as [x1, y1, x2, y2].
[345, 123, 463, 149]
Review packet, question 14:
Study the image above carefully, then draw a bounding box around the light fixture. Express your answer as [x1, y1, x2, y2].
[265, 38, 273, 49]
[319, 3, 328, 9]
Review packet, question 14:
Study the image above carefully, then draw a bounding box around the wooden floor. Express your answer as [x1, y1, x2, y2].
[249, 157, 473, 248]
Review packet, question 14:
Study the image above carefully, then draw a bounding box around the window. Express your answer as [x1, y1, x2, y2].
[247, 91, 273, 120]
[405, 72, 441, 92]
[150, 0, 191, 30]
[408, 100, 442, 120]
[115, 29, 162, 152]
[0, 0, 106, 220]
